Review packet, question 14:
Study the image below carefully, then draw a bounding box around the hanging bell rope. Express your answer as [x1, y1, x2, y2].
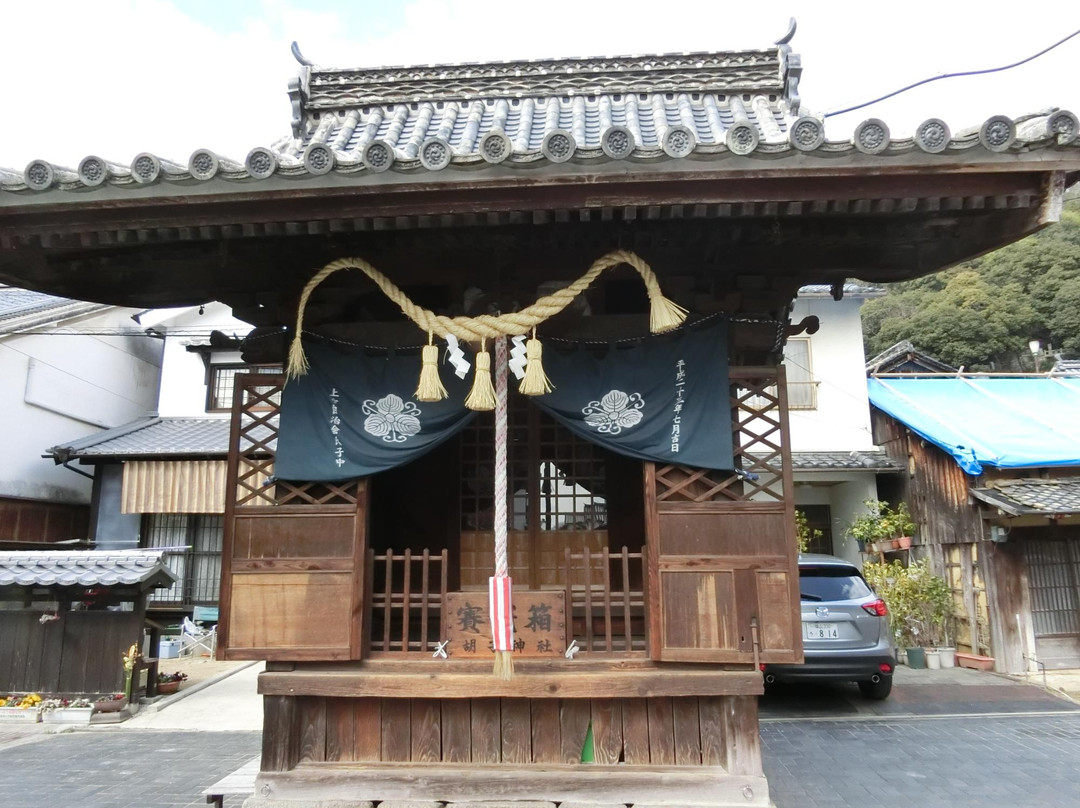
[286, 249, 688, 385]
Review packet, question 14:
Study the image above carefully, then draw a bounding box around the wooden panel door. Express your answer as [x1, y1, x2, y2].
[218, 374, 368, 661]
[650, 498, 800, 663]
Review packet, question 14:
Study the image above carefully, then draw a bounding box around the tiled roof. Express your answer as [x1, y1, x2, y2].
[971, 478, 1080, 516]
[0, 286, 107, 330]
[790, 451, 901, 471]
[0, 549, 177, 590]
[866, 341, 958, 374]
[51, 417, 235, 458]
[797, 283, 884, 299]
[2, 43, 1076, 194]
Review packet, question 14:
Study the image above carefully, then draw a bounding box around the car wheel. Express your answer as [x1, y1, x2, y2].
[857, 677, 892, 700]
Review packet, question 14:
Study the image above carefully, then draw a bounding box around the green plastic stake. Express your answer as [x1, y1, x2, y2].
[580, 720, 594, 763]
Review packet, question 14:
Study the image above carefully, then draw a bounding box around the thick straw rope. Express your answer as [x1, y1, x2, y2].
[287, 249, 686, 377]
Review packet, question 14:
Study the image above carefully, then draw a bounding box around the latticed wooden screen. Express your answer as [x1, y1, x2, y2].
[220, 374, 367, 661]
[654, 367, 788, 505]
[648, 365, 801, 665]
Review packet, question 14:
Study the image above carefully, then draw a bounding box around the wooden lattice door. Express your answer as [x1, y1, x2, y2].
[647, 367, 802, 664]
[218, 374, 368, 661]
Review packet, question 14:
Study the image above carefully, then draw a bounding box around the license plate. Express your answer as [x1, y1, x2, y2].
[803, 622, 839, 640]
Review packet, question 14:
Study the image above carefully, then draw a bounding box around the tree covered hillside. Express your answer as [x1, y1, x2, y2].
[861, 197, 1080, 371]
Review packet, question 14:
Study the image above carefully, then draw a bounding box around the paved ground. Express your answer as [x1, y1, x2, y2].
[1, 663, 1078, 807]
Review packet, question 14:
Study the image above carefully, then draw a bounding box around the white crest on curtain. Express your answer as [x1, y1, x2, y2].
[583, 390, 644, 434]
[363, 394, 422, 443]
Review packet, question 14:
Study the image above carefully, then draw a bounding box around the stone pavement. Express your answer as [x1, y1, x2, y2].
[1, 664, 1078, 808]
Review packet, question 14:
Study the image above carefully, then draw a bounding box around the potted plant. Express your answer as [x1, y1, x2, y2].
[93, 693, 128, 713]
[156, 671, 188, 695]
[0, 693, 43, 723]
[847, 499, 916, 553]
[41, 697, 95, 724]
[795, 509, 822, 553]
[863, 558, 951, 668]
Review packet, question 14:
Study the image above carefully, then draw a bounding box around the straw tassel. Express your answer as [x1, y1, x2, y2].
[518, 331, 554, 395]
[465, 343, 496, 411]
[415, 337, 449, 402]
[649, 293, 689, 334]
[286, 332, 310, 379]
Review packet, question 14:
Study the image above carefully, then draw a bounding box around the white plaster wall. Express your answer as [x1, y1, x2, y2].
[785, 295, 877, 453]
[0, 307, 163, 503]
[152, 303, 253, 417]
[794, 474, 880, 564]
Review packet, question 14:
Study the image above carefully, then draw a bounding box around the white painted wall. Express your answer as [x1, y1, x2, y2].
[150, 303, 253, 417]
[0, 306, 163, 504]
[785, 294, 878, 453]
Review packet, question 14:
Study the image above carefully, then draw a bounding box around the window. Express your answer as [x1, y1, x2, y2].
[798, 504, 834, 555]
[142, 514, 224, 606]
[207, 364, 282, 412]
[783, 338, 817, 409]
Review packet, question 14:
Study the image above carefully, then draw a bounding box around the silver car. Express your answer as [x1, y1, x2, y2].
[764, 554, 896, 699]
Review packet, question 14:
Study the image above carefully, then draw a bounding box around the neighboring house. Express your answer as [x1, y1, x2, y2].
[46, 302, 258, 615]
[869, 370, 1080, 672]
[787, 285, 902, 562]
[0, 287, 162, 543]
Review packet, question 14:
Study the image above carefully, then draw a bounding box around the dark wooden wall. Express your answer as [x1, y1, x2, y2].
[0, 611, 141, 693]
[0, 497, 89, 543]
[262, 693, 760, 775]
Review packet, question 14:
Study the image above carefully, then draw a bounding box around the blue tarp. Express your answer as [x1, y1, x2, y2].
[866, 377, 1080, 476]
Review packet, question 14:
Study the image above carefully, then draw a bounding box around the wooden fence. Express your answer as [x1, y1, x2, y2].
[0, 611, 140, 694]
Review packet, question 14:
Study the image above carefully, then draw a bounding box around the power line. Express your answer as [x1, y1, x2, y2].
[826, 27, 1080, 119]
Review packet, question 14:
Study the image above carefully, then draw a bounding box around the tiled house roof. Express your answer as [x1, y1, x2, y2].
[971, 478, 1080, 516]
[0, 286, 109, 331]
[790, 451, 901, 472]
[2, 41, 1076, 193]
[49, 417, 235, 459]
[0, 549, 177, 590]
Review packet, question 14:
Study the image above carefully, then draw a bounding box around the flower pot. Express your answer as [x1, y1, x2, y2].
[889, 538, 901, 550]
[906, 647, 926, 669]
[925, 649, 942, 669]
[956, 652, 995, 671]
[156, 680, 181, 695]
[0, 706, 41, 723]
[43, 707, 94, 725]
[897, 535, 913, 550]
[93, 697, 128, 713]
[937, 647, 956, 668]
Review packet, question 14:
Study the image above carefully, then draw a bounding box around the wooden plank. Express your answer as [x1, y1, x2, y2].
[420, 548, 430, 652]
[382, 552, 393, 652]
[441, 699, 472, 763]
[401, 549, 412, 652]
[261, 695, 299, 772]
[672, 697, 702, 765]
[590, 698, 623, 764]
[530, 699, 561, 764]
[470, 697, 501, 763]
[324, 699, 354, 762]
[621, 546, 633, 651]
[559, 699, 592, 764]
[380, 698, 411, 762]
[644, 462, 661, 660]
[410, 698, 441, 763]
[698, 696, 726, 767]
[647, 696, 675, 765]
[297, 697, 326, 763]
[350, 480, 368, 661]
[583, 547, 594, 651]
[257, 667, 764, 698]
[500, 697, 531, 764]
[719, 695, 762, 776]
[621, 698, 650, 765]
[354, 698, 382, 761]
[602, 547, 613, 651]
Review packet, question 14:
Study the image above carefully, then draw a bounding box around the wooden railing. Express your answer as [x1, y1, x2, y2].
[366, 545, 646, 656]
[564, 546, 646, 654]
[368, 549, 448, 653]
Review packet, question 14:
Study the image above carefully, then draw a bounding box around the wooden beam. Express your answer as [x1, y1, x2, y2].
[257, 762, 772, 806]
[257, 666, 763, 699]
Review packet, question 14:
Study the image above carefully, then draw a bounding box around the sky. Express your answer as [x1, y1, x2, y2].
[2, 1, 1079, 168]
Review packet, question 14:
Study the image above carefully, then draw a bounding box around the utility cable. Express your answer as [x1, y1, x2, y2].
[826, 27, 1080, 119]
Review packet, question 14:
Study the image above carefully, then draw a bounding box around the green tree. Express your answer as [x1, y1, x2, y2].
[862, 199, 1080, 369]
